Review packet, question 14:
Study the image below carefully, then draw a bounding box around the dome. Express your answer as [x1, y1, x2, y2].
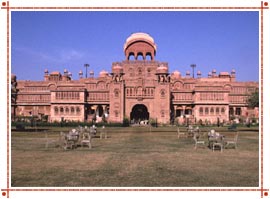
[171, 70, 181, 78]
[99, 70, 109, 77]
[50, 71, 61, 75]
[112, 64, 123, 73]
[157, 64, 168, 73]
[219, 72, 230, 76]
[124, 32, 157, 61]
[89, 70, 94, 75]
[124, 32, 156, 51]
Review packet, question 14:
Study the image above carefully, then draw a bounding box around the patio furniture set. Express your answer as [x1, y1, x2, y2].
[178, 126, 239, 152]
[46, 125, 107, 150]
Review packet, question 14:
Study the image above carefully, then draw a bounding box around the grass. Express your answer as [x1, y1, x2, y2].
[11, 126, 259, 187]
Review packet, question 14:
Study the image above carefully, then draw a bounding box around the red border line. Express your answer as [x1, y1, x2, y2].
[260, 1, 264, 198]
[6, 1, 10, 198]
[1, 6, 269, 10]
[1, 1, 269, 198]
[1, 188, 270, 192]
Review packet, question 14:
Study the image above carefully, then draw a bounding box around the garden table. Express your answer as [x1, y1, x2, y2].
[208, 132, 225, 149]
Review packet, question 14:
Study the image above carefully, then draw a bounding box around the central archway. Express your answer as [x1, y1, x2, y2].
[130, 104, 149, 123]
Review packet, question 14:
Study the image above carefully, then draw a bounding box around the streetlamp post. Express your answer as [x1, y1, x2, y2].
[84, 64, 89, 78]
[190, 64, 196, 78]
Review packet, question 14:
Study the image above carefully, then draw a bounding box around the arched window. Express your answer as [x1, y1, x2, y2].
[65, 107, 69, 114]
[137, 52, 144, 60]
[216, 107, 220, 115]
[221, 107, 225, 114]
[76, 107, 81, 114]
[199, 107, 203, 115]
[114, 89, 119, 98]
[60, 107, 64, 114]
[205, 107, 209, 115]
[128, 52, 135, 60]
[138, 67, 142, 76]
[161, 110, 165, 117]
[71, 107, 75, 114]
[160, 89, 166, 98]
[210, 107, 214, 115]
[54, 107, 59, 115]
[146, 52, 152, 61]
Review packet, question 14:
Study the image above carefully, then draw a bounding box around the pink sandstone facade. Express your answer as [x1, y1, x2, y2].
[11, 32, 259, 125]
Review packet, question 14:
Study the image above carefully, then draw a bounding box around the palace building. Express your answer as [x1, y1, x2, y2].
[11, 32, 259, 125]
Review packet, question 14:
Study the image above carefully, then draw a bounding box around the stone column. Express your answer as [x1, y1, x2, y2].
[102, 105, 106, 117]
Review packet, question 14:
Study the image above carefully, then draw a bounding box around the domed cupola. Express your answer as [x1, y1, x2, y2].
[99, 70, 109, 78]
[112, 64, 123, 74]
[156, 64, 168, 74]
[124, 32, 157, 61]
[171, 70, 181, 79]
[111, 63, 124, 82]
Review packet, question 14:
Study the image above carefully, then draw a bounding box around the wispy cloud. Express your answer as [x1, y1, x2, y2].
[13, 47, 85, 64]
[59, 49, 85, 62]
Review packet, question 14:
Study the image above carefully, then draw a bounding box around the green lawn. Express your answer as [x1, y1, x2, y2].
[11, 126, 259, 187]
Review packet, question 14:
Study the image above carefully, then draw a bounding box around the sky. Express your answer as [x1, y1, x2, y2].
[11, 11, 259, 82]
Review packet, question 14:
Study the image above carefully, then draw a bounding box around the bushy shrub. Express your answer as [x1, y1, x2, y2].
[122, 117, 130, 127]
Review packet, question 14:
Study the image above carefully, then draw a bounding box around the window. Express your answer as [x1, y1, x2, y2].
[76, 107, 81, 114]
[71, 107, 75, 114]
[221, 107, 225, 114]
[128, 52, 135, 60]
[54, 107, 58, 115]
[176, 110, 181, 117]
[126, 89, 129, 96]
[236, 108, 241, 115]
[205, 107, 209, 115]
[138, 69, 142, 75]
[161, 111, 165, 117]
[199, 107, 203, 115]
[114, 89, 119, 98]
[60, 107, 64, 113]
[229, 107, 234, 115]
[210, 107, 214, 115]
[65, 107, 69, 114]
[216, 107, 220, 115]
[160, 89, 166, 98]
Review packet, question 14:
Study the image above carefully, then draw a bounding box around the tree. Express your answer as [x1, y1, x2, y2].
[11, 74, 18, 121]
[247, 90, 259, 108]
